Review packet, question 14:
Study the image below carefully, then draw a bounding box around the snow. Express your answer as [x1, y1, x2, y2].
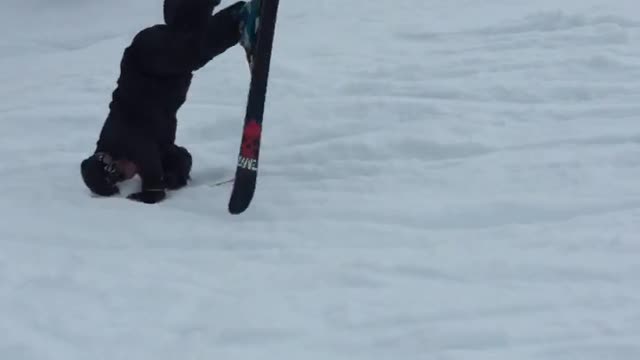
[1, 0, 640, 359]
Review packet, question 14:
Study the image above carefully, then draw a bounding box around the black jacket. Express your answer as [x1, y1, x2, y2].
[94, 3, 243, 190]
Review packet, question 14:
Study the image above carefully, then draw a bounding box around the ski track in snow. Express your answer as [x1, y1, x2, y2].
[1, 1, 640, 359]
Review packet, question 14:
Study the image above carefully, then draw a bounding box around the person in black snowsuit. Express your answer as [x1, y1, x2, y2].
[80, 0, 254, 204]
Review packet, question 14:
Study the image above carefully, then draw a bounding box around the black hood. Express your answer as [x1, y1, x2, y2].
[80, 153, 121, 197]
[163, 0, 221, 30]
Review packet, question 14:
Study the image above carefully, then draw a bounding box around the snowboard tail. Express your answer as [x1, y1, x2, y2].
[228, 0, 280, 215]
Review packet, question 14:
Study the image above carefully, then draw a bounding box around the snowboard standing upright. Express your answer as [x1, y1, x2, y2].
[228, 0, 280, 215]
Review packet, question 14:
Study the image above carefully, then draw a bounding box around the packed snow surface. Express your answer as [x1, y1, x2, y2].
[1, 0, 639, 359]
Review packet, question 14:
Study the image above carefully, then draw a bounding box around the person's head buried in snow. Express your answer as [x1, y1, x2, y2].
[80, 153, 138, 196]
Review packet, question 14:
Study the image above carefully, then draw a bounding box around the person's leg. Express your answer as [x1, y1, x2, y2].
[198, 1, 248, 64]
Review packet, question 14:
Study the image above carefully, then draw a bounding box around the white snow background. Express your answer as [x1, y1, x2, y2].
[1, 0, 639, 359]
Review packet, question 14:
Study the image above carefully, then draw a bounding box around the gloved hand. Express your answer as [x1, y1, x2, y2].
[162, 145, 192, 190]
[127, 189, 166, 204]
[164, 172, 190, 190]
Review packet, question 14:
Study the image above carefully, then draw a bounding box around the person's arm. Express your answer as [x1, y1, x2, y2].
[124, 135, 167, 204]
[162, 145, 193, 190]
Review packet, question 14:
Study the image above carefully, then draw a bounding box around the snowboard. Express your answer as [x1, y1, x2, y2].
[228, 0, 280, 215]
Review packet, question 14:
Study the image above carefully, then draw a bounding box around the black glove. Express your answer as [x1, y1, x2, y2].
[164, 172, 190, 190]
[162, 145, 192, 190]
[127, 189, 166, 204]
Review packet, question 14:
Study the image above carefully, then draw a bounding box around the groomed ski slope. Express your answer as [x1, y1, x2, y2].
[1, 0, 640, 359]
